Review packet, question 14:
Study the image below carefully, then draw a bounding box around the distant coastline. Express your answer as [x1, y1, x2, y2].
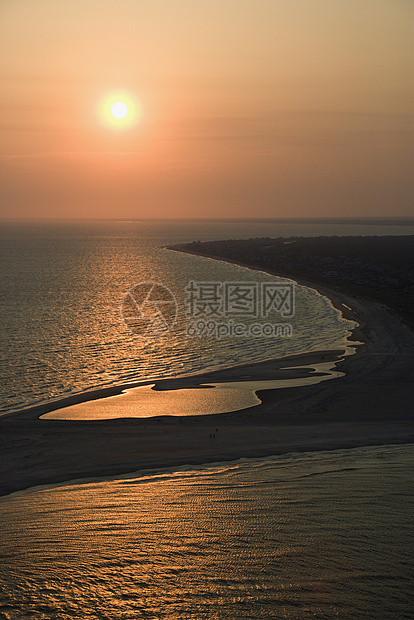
[2, 216, 414, 225]
[167, 235, 414, 328]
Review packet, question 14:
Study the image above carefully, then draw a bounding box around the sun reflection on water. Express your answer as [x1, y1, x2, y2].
[0, 446, 413, 618]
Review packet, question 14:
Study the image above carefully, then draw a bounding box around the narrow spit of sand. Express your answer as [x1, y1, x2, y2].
[1, 260, 413, 498]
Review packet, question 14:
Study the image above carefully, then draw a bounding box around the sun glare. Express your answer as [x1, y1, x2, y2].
[112, 102, 128, 119]
[99, 91, 140, 129]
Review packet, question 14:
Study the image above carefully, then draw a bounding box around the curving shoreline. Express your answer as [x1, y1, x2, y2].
[1, 249, 414, 498]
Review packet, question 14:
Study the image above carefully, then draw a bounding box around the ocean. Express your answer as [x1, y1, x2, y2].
[1, 218, 413, 618]
[0, 445, 413, 619]
[1, 218, 412, 415]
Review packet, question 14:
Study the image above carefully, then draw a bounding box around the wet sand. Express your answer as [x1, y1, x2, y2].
[1, 260, 414, 497]
[39, 349, 345, 420]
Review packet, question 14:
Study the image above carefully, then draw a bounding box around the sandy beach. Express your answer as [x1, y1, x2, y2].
[1, 258, 414, 498]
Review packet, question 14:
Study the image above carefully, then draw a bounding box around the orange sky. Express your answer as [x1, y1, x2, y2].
[1, 0, 413, 219]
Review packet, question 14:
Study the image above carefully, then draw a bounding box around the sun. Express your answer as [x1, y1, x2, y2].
[98, 91, 140, 129]
[111, 102, 128, 119]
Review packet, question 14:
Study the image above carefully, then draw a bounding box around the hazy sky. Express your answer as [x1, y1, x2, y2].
[1, 0, 413, 219]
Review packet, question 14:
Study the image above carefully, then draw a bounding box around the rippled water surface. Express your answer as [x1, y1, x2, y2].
[0, 219, 368, 413]
[0, 445, 413, 619]
[1, 221, 413, 619]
